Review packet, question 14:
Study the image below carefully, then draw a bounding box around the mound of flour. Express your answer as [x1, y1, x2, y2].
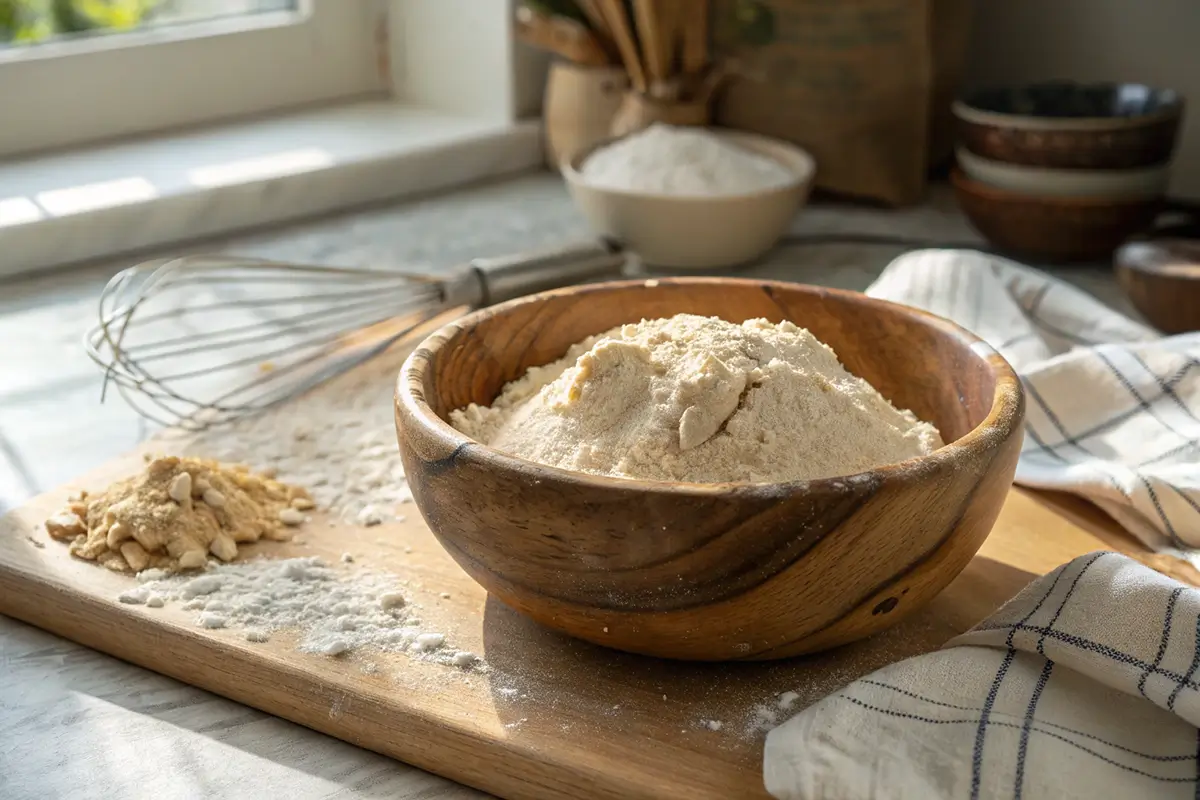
[450, 314, 943, 484]
[119, 556, 478, 667]
[580, 124, 795, 196]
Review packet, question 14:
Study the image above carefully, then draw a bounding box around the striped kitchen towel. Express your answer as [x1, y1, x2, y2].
[764, 551, 1200, 799]
[866, 249, 1200, 555]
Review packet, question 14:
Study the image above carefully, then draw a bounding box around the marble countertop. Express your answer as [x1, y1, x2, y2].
[0, 171, 1140, 800]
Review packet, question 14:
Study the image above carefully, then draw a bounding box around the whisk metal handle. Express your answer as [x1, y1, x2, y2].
[444, 237, 627, 308]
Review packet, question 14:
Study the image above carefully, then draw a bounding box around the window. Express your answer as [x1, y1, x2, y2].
[0, 0, 547, 279]
[0, 0, 386, 158]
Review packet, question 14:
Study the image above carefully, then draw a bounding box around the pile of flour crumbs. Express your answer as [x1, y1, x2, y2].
[451, 314, 942, 484]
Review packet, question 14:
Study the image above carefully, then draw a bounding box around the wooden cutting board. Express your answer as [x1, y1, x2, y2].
[1, 449, 1194, 800]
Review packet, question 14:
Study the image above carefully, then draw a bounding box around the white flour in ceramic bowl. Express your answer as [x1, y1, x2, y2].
[579, 124, 797, 196]
[565, 125, 813, 268]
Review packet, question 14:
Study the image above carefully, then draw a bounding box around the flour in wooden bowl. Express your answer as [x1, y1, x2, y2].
[450, 314, 943, 484]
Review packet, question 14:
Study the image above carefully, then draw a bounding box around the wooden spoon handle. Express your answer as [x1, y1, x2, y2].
[632, 0, 670, 86]
[575, 0, 612, 42]
[680, 0, 708, 74]
[596, 0, 647, 92]
[515, 7, 613, 67]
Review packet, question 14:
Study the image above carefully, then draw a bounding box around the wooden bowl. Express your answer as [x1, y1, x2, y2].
[952, 168, 1163, 262]
[395, 279, 1025, 661]
[955, 81, 1183, 169]
[1115, 238, 1200, 333]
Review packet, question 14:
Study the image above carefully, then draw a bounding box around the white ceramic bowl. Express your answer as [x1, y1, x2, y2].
[561, 129, 816, 269]
[955, 146, 1169, 199]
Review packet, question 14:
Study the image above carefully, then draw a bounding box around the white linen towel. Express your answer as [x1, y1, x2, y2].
[762, 250, 1200, 799]
[764, 552, 1200, 799]
[866, 249, 1200, 554]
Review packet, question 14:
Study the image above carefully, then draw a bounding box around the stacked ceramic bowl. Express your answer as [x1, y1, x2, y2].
[952, 81, 1184, 262]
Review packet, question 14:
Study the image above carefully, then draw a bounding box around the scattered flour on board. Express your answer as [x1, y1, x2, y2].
[41, 345, 487, 671]
[175, 343, 416, 524]
[118, 556, 479, 669]
[732, 614, 951, 738]
[452, 314, 943, 484]
[579, 124, 796, 196]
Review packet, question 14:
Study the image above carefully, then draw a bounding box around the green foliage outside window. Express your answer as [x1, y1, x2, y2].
[0, 0, 160, 45]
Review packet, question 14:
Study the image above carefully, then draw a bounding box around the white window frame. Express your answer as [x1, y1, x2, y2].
[0, 0, 392, 159]
[0, 0, 554, 279]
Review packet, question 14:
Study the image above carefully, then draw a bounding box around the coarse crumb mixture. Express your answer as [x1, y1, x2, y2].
[44, 455, 312, 573]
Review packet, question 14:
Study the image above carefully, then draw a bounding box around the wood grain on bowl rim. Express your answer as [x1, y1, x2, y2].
[395, 278, 1026, 661]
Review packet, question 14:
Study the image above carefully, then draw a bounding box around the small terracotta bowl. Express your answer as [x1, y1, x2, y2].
[395, 278, 1025, 661]
[955, 81, 1183, 169]
[952, 168, 1163, 263]
[1115, 239, 1200, 333]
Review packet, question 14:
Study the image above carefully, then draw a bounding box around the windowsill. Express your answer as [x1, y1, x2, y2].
[0, 100, 543, 279]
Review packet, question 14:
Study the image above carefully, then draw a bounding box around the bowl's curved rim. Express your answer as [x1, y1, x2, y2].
[949, 166, 1165, 208]
[560, 127, 817, 203]
[396, 277, 1026, 499]
[1114, 239, 1200, 278]
[954, 145, 1171, 186]
[953, 81, 1184, 131]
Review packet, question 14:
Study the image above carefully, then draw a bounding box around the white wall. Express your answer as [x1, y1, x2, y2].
[966, 0, 1200, 199]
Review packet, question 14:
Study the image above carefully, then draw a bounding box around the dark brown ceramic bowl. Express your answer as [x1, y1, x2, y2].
[395, 278, 1025, 661]
[955, 81, 1184, 169]
[952, 168, 1163, 262]
[1115, 239, 1200, 333]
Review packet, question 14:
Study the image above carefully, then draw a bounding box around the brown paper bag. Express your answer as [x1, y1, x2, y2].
[927, 0, 972, 171]
[712, 0, 970, 206]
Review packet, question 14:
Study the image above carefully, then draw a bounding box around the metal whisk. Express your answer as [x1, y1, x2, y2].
[85, 238, 628, 431]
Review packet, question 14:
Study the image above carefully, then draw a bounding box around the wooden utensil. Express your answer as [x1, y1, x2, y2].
[595, 0, 647, 92]
[632, 0, 671, 95]
[515, 6, 613, 67]
[1114, 238, 1200, 333]
[573, 0, 618, 55]
[522, 0, 591, 25]
[574, 0, 608, 33]
[396, 277, 1025, 661]
[680, 0, 709, 75]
